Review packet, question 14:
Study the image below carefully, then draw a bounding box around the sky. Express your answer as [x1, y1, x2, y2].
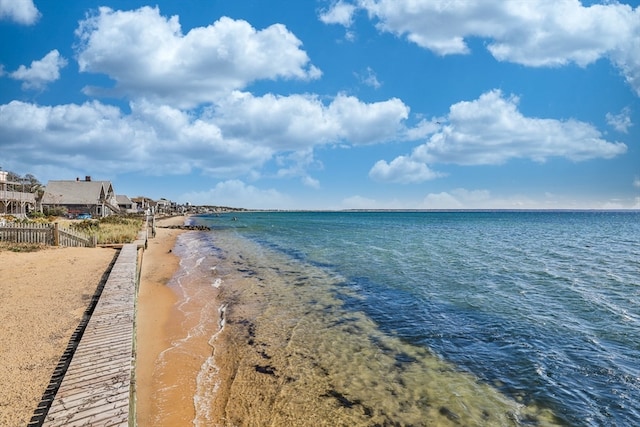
[1, 0, 639, 210]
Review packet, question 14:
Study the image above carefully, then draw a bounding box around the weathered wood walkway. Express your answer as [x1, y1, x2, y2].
[39, 243, 140, 427]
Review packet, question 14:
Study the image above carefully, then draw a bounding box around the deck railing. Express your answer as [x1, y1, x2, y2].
[0, 222, 96, 247]
[0, 190, 37, 204]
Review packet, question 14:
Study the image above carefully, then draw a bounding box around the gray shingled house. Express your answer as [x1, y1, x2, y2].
[116, 194, 137, 213]
[41, 177, 120, 218]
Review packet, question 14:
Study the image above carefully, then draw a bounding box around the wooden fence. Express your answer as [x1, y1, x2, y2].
[0, 222, 96, 247]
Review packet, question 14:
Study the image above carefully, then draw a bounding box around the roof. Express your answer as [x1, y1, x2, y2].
[116, 194, 134, 204]
[42, 180, 115, 205]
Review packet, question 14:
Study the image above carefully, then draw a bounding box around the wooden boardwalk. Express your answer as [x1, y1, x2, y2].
[39, 244, 140, 427]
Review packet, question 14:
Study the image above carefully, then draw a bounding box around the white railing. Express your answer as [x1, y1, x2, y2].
[0, 190, 36, 203]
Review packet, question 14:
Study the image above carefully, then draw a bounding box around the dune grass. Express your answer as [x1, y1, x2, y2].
[0, 242, 46, 252]
[1, 215, 145, 246]
[69, 216, 145, 244]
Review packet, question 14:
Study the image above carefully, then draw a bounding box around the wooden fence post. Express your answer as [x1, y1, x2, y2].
[53, 222, 60, 246]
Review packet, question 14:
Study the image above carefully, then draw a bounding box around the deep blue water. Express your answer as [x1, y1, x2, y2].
[185, 211, 640, 426]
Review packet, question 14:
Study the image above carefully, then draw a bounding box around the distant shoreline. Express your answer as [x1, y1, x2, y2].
[197, 208, 640, 213]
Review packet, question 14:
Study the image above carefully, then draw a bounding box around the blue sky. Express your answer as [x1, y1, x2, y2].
[1, 0, 639, 210]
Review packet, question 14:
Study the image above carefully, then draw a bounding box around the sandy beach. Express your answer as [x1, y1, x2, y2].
[0, 244, 118, 427]
[0, 215, 187, 427]
[136, 215, 189, 426]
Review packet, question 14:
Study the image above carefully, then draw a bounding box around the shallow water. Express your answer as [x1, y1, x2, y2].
[160, 211, 639, 426]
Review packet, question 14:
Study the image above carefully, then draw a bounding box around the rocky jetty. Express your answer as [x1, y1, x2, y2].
[158, 225, 211, 231]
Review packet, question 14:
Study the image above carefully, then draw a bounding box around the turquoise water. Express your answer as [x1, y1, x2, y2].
[168, 211, 639, 426]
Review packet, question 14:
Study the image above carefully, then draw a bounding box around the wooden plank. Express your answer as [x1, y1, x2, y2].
[46, 383, 130, 415]
[55, 349, 131, 373]
[42, 243, 139, 427]
[45, 395, 129, 427]
[54, 365, 132, 389]
[69, 337, 132, 355]
[47, 382, 130, 414]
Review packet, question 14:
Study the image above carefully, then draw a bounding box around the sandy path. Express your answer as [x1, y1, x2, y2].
[0, 245, 117, 427]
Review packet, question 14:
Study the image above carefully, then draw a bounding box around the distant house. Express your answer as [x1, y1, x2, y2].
[116, 195, 137, 213]
[156, 198, 172, 214]
[0, 170, 36, 217]
[131, 196, 154, 214]
[41, 177, 120, 218]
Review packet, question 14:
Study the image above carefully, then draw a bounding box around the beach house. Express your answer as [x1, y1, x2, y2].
[131, 196, 156, 214]
[116, 194, 137, 213]
[0, 170, 37, 217]
[41, 177, 121, 218]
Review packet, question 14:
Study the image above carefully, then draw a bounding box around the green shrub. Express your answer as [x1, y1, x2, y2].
[70, 219, 100, 234]
[0, 242, 45, 252]
[43, 206, 68, 217]
[27, 211, 45, 219]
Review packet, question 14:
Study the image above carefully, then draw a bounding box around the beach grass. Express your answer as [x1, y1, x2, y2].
[69, 216, 144, 244]
[0, 242, 46, 252]
[1, 215, 145, 245]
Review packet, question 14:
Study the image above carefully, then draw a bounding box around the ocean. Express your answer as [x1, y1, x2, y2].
[155, 211, 639, 426]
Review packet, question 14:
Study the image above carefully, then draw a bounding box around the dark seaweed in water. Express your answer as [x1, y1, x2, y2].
[192, 211, 640, 426]
[322, 390, 376, 418]
[254, 364, 277, 376]
[439, 406, 460, 422]
[322, 389, 357, 408]
[159, 224, 211, 230]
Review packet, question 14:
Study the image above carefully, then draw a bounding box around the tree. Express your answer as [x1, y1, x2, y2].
[4, 171, 42, 193]
[24, 174, 42, 189]
[6, 171, 21, 183]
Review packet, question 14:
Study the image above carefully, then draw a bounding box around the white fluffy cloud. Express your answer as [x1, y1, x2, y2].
[180, 180, 293, 210]
[420, 191, 465, 209]
[4, 89, 620, 188]
[212, 91, 409, 149]
[340, 195, 407, 210]
[3, 6, 421, 183]
[0, 90, 411, 180]
[606, 107, 633, 133]
[0, 0, 39, 25]
[422, 90, 627, 164]
[418, 188, 559, 210]
[356, 67, 382, 89]
[274, 149, 322, 188]
[341, 188, 639, 210]
[9, 50, 68, 90]
[370, 89, 627, 183]
[319, 1, 357, 26]
[417, 188, 589, 210]
[369, 156, 443, 183]
[0, 100, 271, 177]
[75, 6, 321, 107]
[323, 0, 640, 95]
[420, 188, 491, 209]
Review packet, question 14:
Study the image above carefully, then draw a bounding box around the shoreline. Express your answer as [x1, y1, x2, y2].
[136, 215, 193, 426]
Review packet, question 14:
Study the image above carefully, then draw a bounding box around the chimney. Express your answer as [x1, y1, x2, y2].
[85, 176, 91, 182]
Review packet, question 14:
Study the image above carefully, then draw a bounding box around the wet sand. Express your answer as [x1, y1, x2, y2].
[0, 244, 117, 427]
[136, 215, 190, 426]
